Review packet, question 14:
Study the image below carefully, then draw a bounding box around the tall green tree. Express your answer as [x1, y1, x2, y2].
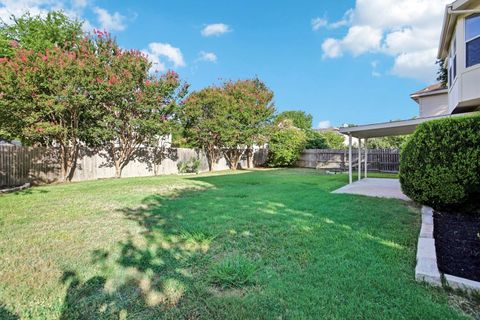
[275, 110, 312, 131]
[320, 131, 345, 149]
[267, 119, 307, 167]
[181, 87, 230, 171]
[88, 31, 188, 178]
[0, 37, 101, 181]
[221, 79, 275, 169]
[0, 11, 83, 57]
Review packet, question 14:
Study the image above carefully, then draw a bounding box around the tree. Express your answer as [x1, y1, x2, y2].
[91, 31, 188, 178]
[0, 11, 83, 57]
[367, 135, 410, 149]
[305, 130, 327, 149]
[275, 111, 312, 131]
[320, 131, 345, 149]
[436, 59, 447, 87]
[0, 37, 101, 181]
[181, 87, 230, 171]
[221, 79, 275, 170]
[267, 119, 307, 167]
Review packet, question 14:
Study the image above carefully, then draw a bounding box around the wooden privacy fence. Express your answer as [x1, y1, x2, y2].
[296, 149, 400, 173]
[0, 145, 268, 187]
[0, 145, 59, 187]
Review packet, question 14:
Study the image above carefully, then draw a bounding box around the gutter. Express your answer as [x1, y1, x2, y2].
[438, 3, 480, 59]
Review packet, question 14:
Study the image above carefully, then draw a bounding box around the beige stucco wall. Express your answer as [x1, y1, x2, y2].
[418, 93, 449, 117]
[447, 1, 480, 112]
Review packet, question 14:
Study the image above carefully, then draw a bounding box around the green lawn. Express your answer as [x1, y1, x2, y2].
[0, 169, 475, 319]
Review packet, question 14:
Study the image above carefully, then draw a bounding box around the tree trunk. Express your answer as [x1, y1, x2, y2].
[246, 147, 253, 169]
[114, 160, 122, 178]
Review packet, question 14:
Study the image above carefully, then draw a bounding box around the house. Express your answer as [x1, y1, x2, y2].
[339, 0, 480, 184]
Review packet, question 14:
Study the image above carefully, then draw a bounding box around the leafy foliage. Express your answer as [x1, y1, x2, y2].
[368, 135, 410, 150]
[436, 59, 448, 87]
[0, 11, 187, 180]
[89, 30, 188, 177]
[182, 78, 274, 171]
[400, 114, 480, 212]
[177, 158, 201, 174]
[0, 11, 83, 57]
[0, 34, 100, 180]
[275, 111, 312, 131]
[267, 120, 307, 167]
[305, 130, 327, 149]
[221, 79, 275, 169]
[318, 131, 345, 149]
[181, 87, 230, 171]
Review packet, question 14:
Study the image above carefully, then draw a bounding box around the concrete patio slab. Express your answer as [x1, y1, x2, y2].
[332, 178, 410, 201]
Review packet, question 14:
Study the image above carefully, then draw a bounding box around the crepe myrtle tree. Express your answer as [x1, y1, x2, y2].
[91, 31, 188, 178]
[181, 87, 230, 172]
[221, 78, 275, 170]
[0, 36, 101, 181]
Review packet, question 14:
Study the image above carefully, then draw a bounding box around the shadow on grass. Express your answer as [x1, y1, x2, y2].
[0, 305, 18, 320]
[56, 170, 419, 319]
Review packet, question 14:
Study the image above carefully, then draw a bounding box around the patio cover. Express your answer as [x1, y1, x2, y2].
[338, 113, 464, 184]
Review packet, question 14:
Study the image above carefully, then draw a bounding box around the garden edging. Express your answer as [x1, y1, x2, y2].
[415, 206, 480, 292]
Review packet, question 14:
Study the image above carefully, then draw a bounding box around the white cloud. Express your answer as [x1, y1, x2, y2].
[93, 6, 126, 31]
[0, 1, 131, 33]
[311, 17, 328, 31]
[320, 0, 451, 82]
[322, 38, 343, 59]
[311, 9, 354, 31]
[143, 42, 185, 72]
[318, 120, 332, 129]
[201, 23, 231, 37]
[392, 48, 437, 82]
[198, 51, 217, 62]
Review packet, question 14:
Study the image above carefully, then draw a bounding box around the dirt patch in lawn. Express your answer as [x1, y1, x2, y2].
[434, 210, 480, 282]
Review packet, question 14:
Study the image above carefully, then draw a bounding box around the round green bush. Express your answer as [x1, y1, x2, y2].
[399, 113, 480, 212]
[267, 120, 306, 167]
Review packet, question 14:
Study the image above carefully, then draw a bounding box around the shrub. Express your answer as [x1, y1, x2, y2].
[267, 120, 306, 167]
[400, 113, 480, 212]
[208, 255, 258, 288]
[177, 158, 201, 174]
[305, 130, 327, 149]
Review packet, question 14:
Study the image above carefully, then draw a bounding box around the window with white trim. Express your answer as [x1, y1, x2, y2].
[465, 14, 480, 68]
[449, 37, 457, 86]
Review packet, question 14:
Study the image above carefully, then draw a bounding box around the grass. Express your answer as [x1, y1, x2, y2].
[208, 255, 258, 289]
[0, 168, 477, 319]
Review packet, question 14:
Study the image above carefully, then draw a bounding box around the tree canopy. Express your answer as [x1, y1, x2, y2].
[275, 110, 312, 131]
[0, 11, 83, 57]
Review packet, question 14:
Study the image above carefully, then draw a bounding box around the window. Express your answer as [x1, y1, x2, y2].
[449, 37, 457, 86]
[465, 14, 480, 68]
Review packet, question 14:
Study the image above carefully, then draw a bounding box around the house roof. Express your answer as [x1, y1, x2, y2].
[438, 0, 480, 59]
[410, 83, 448, 102]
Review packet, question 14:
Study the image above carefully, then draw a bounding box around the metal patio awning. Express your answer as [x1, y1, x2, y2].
[338, 114, 457, 139]
[337, 113, 466, 185]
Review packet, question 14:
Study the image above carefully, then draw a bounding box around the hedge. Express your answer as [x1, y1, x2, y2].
[399, 113, 480, 212]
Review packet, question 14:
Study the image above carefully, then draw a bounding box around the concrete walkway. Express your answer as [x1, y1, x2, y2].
[332, 178, 410, 201]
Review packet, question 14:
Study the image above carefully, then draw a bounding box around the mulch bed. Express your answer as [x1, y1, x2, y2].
[434, 210, 480, 282]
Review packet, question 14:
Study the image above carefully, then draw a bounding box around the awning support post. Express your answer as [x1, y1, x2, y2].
[358, 138, 362, 181]
[348, 134, 352, 184]
[364, 138, 368, 178]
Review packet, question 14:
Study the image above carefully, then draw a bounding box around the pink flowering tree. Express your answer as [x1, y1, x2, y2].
[221, 78, 275, 170]
[0, 37, 101, 181]
[90, 31, 188, 177]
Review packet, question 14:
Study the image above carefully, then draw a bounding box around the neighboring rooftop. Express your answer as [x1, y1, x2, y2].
[410, 83, 448, 102]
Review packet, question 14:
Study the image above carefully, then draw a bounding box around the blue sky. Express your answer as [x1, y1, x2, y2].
[0, 0, 450, 128]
